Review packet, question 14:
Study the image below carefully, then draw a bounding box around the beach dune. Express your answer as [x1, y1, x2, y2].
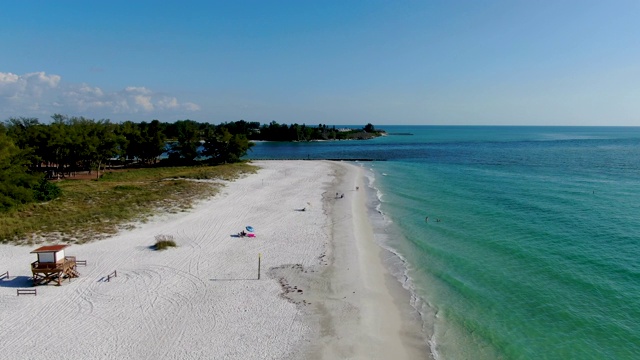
[0, 161, 427, 359]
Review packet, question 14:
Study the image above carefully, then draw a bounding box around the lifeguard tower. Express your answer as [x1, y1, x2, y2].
[30, 245, 80, 286]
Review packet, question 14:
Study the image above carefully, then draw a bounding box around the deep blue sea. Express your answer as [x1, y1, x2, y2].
[247, 126, 640, 359]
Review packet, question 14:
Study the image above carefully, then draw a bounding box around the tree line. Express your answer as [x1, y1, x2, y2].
[0, 114, 380, 212]
[251, 122, 381, 141]
[0, 115, 253, 211]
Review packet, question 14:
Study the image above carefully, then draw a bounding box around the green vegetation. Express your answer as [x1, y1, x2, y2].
[247, 122, 385, 141]
[0, 163, 256, 244]
[153, 234, 177, 250]
[1, 116, 258, 213]
[0, 125, 54, 211]
[154, 239, 177, 250]
[0, 114, 383, 215]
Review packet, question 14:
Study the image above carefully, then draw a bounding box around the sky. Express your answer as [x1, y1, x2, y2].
[1, 0, 639, 126]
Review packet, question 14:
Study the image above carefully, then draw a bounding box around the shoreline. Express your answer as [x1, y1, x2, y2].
[0, 160, 428, 359]
[296, 161, 429, 359]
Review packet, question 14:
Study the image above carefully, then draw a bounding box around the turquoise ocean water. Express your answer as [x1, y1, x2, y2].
[247, 126, 640, 359]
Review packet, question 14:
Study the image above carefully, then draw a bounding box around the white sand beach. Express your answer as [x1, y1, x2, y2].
[0, 161, 427, 359]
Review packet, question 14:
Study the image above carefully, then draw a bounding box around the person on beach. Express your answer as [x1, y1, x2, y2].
[425, 216, 429, 222]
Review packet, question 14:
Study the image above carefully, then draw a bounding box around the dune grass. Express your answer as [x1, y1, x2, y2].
[154, 234, 177, 250]
[0, 163, 257, 245]
[154, 240, 177, 250]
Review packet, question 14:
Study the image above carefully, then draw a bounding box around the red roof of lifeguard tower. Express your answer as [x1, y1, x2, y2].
[30, 244, 69, 253]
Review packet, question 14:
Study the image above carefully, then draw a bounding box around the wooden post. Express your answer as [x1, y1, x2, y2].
[107, 270, 117, 282]
[258, 253, 261, 280]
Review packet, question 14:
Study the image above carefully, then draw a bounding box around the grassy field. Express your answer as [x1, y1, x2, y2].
[0, 163, 257, 245]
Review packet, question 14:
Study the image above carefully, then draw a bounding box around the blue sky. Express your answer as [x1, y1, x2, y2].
[1, 1, 639, 125]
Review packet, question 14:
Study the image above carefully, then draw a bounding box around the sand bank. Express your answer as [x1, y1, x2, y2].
[0, 161, 427, 359]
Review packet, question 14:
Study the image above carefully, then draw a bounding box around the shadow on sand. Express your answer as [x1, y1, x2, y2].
[0, 276, 34, 288]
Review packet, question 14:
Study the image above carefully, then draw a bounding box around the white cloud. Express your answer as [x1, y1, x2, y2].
[125, 86, 152, 95]
[0, 71, 200, 120]
[0, 72, 20, 85]
[134, 95, 154, 111]
[29, 72, 61, 88]
[158, 96, 179, 109]
[183, 102, 201, 111]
